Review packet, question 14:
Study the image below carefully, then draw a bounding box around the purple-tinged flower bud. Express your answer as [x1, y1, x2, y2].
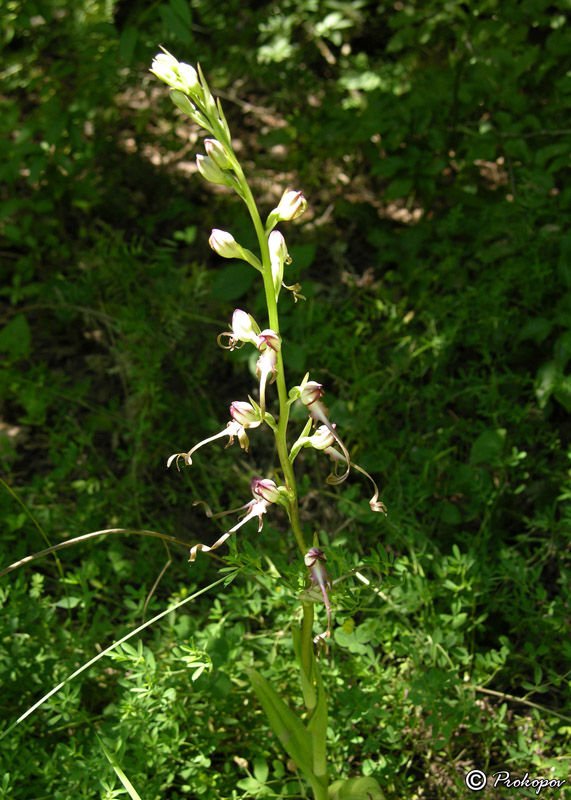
[299, 381, 324, 406]
[304, 546, 326, 568]
[258, 329, 281, 352]
[209, 229, 243, 259]
[230, 401, 262, 428]
[273, 190, 307, 222]
[196, 154, 233, 187]
[251, 477, 281, 504]
[204, 138, 232, 169]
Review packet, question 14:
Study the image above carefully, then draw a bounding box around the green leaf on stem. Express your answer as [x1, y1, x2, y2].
[246, 667, 315, 783]
[292, 623, 316, 710]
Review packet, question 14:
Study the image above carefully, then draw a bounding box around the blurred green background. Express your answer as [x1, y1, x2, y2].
[1, 1, 570, 798]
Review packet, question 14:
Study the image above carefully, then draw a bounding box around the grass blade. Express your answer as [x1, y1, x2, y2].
[0, 576, 227, 742]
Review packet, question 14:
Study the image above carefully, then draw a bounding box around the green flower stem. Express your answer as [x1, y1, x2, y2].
[300, 600, 315, 690]
[235, 165, 328, 800]
[234, 162, 307, 558]
[308, 662, 328, 791]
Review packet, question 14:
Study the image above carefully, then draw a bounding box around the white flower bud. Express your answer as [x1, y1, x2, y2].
[177, 62, 200, 94]
[269, 230, 288, 264]
[150, 53, 180, 86]
[273, 189, 307, 222]
[204, 139, 232, 169]
[209, 229, 243, 259]
[150, 52, 200, 96]
[231, 309, 262, 347]
[268, 230, 290, 300]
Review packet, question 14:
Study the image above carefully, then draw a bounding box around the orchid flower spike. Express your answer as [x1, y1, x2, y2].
[304, 547, 332, 643]
[189, 477, 281, 561]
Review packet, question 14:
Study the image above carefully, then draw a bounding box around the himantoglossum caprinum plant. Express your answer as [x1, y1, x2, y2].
[151, 49, 387, 800]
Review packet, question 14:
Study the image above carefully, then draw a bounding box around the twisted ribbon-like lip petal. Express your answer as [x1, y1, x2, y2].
[217, 331, 246, 350]
[323, 447, 387, 514]
[167, 421, 248, 470]
[189, 497, 270, 561]
[308, 401, 351, 484]
[305, 548, 332, 643]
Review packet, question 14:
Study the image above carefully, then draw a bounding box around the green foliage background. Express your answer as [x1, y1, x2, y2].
[1, 1, 570, 798]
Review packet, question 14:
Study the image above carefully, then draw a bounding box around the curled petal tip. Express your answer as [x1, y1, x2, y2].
[325, 469, 348, 486]
[167, 452, 191, 470]
[189, 531, 232, 562]
[217, 331, 245, 351]
[370, 499, 388, 515]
